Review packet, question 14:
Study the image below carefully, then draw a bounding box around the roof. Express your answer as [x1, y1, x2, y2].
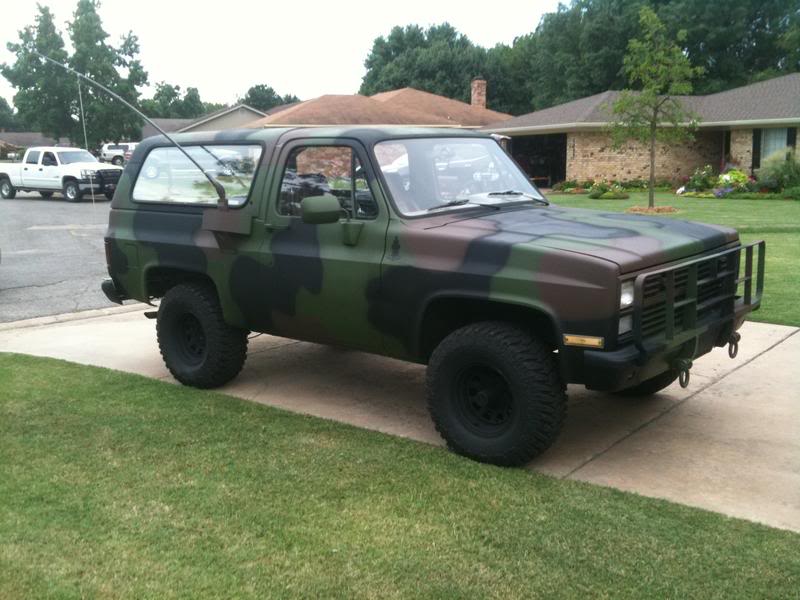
[371, 87, 511, 127]
[178, 104, 265, 132]
[141, 118, 194, 140]
[246, 88, 513, 129]
[246, 94, 460, 128]
[264, 102, 300, 116]
[485, 73, 800, 134]
[0, 131, 70, 148]
[27, 146, 83, 153]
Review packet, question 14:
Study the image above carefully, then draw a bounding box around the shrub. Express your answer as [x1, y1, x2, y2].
[717, 169, 748, 191]
[552, 180, 577, 191]
[589, 181, 628, 199]
[782, 186, 800, 200]
[588, 181, 610, 198]
[756, 149, 800, 191]
[686, 165, 716, 191]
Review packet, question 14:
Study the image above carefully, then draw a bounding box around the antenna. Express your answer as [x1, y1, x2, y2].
[32, 50, 229, 208]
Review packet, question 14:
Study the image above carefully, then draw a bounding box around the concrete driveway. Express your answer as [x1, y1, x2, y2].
[1, 307, 798, 532]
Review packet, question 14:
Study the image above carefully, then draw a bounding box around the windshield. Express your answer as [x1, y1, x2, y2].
[58, 150, 97, 164]
[374, 138, 545, 216]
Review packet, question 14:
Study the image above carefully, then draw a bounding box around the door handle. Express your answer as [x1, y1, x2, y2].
[39, 168, 43, 171]
[23, 167, 27, 171]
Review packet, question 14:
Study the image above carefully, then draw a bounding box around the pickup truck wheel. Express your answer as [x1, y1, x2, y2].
[40, 191, 53, 199]
[104, 191, 114, 200]
[427, 321, 566, 467]
[613, 369, 679, 397]
[157, 282, 248, 388]
[0, 179, 16, 199]
[112, 156, 123, 166]
[62, 180, 82, 202]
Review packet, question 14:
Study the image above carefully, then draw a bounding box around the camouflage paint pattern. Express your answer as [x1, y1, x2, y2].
[105, 126, 751, 389]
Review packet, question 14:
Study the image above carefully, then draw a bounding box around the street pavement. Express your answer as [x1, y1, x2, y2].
[0, 191, 112, 322]
[1, 308, 797, 532]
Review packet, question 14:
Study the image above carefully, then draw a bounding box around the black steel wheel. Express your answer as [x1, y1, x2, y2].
[157, 282, 248, 388]
[427, 321, 566, 466]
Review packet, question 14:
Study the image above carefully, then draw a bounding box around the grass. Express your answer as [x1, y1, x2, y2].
[549, 192, 800, 327]
[2, 353, 799, 599]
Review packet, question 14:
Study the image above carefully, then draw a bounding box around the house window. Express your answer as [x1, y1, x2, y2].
[761, 128, 789, 161]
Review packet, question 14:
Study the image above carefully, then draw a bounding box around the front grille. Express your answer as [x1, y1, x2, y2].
[98, 169, 121, 185]
[629, 242, 765, 348]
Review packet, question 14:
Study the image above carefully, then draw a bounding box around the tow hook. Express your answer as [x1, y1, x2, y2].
[728, 332, 741, 359]
[675, 358, 693, 388]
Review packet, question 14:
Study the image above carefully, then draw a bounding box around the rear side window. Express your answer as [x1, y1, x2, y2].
[26, 151, 40, 164]
[133, 144, 263, 206]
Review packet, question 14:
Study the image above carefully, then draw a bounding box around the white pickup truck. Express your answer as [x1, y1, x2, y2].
[0, 146, 123, 202]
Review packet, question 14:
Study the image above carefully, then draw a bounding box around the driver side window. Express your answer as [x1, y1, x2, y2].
[277, 145, 378, 219]
[42, 152, 57, 167]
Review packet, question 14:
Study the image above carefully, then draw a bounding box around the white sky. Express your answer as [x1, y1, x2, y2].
[1, 0, 560, 107]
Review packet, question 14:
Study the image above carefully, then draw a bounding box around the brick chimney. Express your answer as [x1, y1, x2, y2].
[471, 77, 487, 109]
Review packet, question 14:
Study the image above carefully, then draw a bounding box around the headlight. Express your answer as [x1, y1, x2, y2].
[620, 280, 635, 308]
[618, 314, 633, 335]
[81, 169, 97, 179]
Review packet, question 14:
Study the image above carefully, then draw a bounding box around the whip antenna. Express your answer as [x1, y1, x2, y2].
[75, 73, 96, 205]
[32, 50, 229, 208]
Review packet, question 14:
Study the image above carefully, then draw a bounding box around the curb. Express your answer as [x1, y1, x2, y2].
[0, 303, 149, 332]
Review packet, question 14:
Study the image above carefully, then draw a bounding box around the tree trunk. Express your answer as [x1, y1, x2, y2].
[649, 119, 657, 209]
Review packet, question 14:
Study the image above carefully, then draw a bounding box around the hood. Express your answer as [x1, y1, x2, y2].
[69, 162, 122, 171]
[425, 205, 738, 273]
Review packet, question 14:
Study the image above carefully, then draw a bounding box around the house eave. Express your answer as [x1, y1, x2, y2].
[485, 117, 800, 136]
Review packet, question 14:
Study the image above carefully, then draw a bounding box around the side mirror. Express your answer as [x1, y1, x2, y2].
[301, 194, 341, 225]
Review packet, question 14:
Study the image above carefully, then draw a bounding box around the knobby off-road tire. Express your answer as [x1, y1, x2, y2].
[63, 179, 82, 202]
[157, 282, 248, 389]
[0, 178, 16, 199]
[427, 321, 567, 467]
[614, 369, 679, 397]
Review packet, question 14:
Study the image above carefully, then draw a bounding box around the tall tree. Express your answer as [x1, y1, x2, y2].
[1, 5, 75, 138]
[359, 23, 487, 104]
[240, 84, 299, 112]
[0, 97, 19, 131]
[608, 6, 703, 208]
[140, 82, 206, 118]
[68, 0, 147, 147]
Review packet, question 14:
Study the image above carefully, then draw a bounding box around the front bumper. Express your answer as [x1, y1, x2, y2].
[564, 241, 765, 392]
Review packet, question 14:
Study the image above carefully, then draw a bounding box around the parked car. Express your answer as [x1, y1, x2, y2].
[102, 127, 765, 467]
[100, 142, 138, 166]
[0, 146, 123, 201]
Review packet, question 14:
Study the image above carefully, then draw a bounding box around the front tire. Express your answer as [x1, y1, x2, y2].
[613, 369, 679, 397]
[0, 178, 16, 199]
[157, 282, 248, 388]
[427, 321, 566, 467]
[63, 179, 82, 202]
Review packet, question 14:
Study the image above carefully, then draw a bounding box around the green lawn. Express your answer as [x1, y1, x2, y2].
[2, 353, 799, 599]
[549, 192, 800, 327]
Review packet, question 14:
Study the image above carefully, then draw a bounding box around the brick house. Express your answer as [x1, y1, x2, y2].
[483, 74, 800, 187]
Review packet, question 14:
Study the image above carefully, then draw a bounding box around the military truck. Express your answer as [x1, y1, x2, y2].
[101, 127, 765, 466]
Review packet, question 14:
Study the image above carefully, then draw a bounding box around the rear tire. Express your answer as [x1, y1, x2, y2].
[40, 191, 53, 199]
[427, 321, 566, 466]
[157, 282, 248, 388]
[0, 178, 16, 199]
[614, 369, 679, 397]
[104, 191, 114, 200]
[63, 179, 82, 202]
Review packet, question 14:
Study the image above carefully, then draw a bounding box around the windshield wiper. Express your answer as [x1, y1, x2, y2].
[426, 198, 500, 212]
[487, 190, 549, 206]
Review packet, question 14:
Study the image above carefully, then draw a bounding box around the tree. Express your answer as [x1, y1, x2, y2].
[68, 0, 147, 147]
[0, 97, 19, 131]
[359, 24, 486, 103]
[608, 6, 704, 208]
[240, 84, 299, 112]
[1, 5, 75, 138]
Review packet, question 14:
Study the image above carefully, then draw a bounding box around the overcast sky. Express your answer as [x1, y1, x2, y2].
[1, 0, 560, 107]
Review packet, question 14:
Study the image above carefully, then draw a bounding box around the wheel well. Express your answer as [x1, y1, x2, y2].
[145, 267, 215, 299]
[418, 297, 558, 362]
[62, 176, 77, 186]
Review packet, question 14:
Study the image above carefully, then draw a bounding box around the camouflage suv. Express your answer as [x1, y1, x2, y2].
[102, 127, 765, 466]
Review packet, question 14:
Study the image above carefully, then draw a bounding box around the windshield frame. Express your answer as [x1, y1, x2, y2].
[57, 150, 98, 165]
[370, 134, 547, 219]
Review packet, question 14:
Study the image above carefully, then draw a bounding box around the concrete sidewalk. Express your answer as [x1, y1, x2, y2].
[1, 307, 798, 532]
